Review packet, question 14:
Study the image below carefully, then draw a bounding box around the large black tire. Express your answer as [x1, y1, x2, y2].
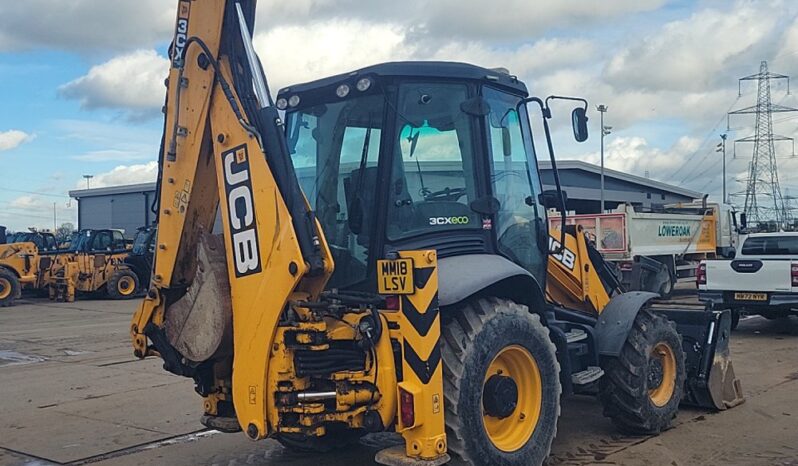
[730, 309, 741, 330]
[275, 425, 364, 453]
[599, 308, 686, 435]
[0, 268, 20, 307]
[441, 298, 561, 466]
[106, 269, 140, 300]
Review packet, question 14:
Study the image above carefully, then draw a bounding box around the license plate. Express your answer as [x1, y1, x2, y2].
[734, 292, 767, 301]
[377, 258, 414, 295]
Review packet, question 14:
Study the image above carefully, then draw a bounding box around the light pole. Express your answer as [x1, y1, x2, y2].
[83, 175, 94, 190]
[716, 134, 727, 204]
[596, 105, 610, 213]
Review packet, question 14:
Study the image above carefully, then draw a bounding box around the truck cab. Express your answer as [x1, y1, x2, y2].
[699, 231, 798, 327]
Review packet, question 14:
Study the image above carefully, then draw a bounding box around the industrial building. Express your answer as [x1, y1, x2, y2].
[69, 160, 701, 236]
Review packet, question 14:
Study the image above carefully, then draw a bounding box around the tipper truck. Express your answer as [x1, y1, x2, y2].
[550, 200, 738, 297]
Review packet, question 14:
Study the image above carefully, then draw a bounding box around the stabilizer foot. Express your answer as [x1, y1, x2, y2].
[375, 446, 450, 466]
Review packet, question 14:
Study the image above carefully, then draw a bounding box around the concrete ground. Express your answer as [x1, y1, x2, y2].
[1, 292, 797, 466]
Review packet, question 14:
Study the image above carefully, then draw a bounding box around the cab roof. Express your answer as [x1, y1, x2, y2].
[277, 61, 529, 97]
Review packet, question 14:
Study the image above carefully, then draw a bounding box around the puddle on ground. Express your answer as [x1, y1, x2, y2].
[0, 350, 46, 367]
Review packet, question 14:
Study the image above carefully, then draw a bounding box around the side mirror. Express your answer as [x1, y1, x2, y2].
[571, 107, 589, 142]
[501, 127, 512, 157]
[740, 213, 747, 229]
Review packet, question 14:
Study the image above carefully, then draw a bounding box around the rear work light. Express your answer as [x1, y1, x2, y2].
[697, 263, 707, 287]
[399, 388, 415, 427]
[791, 264, 798, 287]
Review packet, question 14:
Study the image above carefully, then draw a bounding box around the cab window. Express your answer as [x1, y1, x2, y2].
[387, 82, 480, 240]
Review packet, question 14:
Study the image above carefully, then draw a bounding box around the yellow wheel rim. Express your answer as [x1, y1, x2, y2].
[482, 345, 542, 452]
[0, 278, 11, 300]
[648, 342, 677, 407]
[117, 276, 135, 296]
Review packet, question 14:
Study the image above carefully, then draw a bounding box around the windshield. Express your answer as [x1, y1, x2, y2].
[386, 82, 480, 240]
[286, 93, 385, 288]
[132, 228, 155, 255]
[70, 230, 93, 252]
[741, 235, 798, 255]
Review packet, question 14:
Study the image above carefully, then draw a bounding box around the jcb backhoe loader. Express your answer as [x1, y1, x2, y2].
[132, 2, 743, 465]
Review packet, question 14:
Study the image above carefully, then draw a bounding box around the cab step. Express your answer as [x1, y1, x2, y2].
[571, 366, 604, 385]
[565, 328, 588, 343]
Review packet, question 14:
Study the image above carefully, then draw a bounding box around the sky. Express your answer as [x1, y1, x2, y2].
[2, 0, 798, 231]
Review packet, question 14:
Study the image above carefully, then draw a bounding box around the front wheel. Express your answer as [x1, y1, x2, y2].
[0, 269, 20, 307]
[442, 298, 561, 465]
[599, 308, 686, 434]
[107, 269, 140, 299]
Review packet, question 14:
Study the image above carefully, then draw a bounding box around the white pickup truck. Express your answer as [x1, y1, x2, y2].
[698, 231, 798, 328]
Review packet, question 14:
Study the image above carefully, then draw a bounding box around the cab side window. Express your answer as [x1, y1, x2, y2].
[112, 231, 126, 250]
[92, 232, 112, 251]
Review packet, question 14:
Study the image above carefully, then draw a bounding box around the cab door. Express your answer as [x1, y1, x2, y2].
[484, 87, 547, 284]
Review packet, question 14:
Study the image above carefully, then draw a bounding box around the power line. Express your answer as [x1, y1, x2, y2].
[0, 187, 71, 199]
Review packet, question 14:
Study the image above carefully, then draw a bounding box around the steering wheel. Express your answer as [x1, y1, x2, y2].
[423, 187, 467, 202]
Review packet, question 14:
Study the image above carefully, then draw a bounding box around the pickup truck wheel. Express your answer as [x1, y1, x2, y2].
[599, 308, 686, 434]
[442, 298, 561, 466]
[730, 309, 741, 330]
[0, 269, 20, 307]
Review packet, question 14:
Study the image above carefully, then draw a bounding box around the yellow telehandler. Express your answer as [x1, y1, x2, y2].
[132, 2, 743, 464]
[0, 230, 61, 307]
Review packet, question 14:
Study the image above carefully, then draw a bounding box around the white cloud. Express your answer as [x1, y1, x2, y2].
[0, 1, 173, 52]
[83, 162, 159, 189]
[576, 136, 702, 182]
[0, 130, 33, 152]
[72, 150, 153, 163]
[3, 195, 77, 232]
[255, 20, 409, 93]
[605, 4, 779, 92]
[59, 50, 169, 118]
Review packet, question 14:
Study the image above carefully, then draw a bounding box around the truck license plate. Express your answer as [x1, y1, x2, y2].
[734, 292, 767, 301]
[377, 258, 414, 295]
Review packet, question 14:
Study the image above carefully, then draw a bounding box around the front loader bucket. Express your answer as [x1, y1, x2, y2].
[653, 306, 744, 410]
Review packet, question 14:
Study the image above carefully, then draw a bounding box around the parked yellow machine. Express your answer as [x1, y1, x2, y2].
[131, 2, 742, 465]
[48, 229, 144, 302]
[0, 230, 61, 307]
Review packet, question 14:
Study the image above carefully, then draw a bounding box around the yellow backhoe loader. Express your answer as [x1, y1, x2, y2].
[132, 2, 743, 464]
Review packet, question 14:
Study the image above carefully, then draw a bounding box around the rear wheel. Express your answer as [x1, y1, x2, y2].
[107, 269, 139, 299]
[442, 298, 560, 465]
[730, 309, 741, 330]
[0, 269, 20, 307]
[599, 308, 685, 434]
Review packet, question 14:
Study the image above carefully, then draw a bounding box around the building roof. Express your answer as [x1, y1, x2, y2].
[67, 160, 701, 201]
[538, 159, 702, 199]
[69, 182, 157, 199]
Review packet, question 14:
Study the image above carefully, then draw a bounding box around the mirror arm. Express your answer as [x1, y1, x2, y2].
[545, 95, 588, 111]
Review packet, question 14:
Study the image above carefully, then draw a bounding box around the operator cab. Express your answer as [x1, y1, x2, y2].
[280, 62, 553, 290]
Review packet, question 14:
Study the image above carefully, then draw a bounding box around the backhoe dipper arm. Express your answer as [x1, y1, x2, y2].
[131, 0, 333, 439]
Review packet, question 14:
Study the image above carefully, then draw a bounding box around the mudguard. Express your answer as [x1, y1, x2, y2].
[594, 291, 658, 356]
[437, 254, 543, 308]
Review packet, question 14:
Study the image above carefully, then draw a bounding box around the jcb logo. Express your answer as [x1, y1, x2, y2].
[429, 216, 470, 226]
[549, 237, 576, 271]
[223, 145, 261, 277]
